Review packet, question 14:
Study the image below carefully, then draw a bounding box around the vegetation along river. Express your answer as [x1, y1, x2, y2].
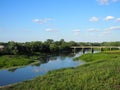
[0, 51, 87, 86]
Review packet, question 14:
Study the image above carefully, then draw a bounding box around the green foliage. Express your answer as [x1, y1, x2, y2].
[1, 51, 120, 90]
[0, 55, 35, 69]
[75, 50, 120, 62]
[49, 43, 59, 52]
[4, 41, 18, 54]
[102, 41, 120, 46]
[1, 39, 75, 55]
[1, 40, 120, 55]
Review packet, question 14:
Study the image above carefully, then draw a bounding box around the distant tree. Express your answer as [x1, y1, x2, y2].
[5, 41, 18, 54]
[1, 40, 119, 55]
[68, 41, 78, 46]
[101, 42, 120, 46]
[49, 43, 59, 52]
[59, 39, 65, 44]
[91, 42, 101, 46]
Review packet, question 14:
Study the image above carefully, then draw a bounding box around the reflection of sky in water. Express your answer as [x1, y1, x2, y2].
[32, 57, 82, 73]
[0, 54, 84, 86]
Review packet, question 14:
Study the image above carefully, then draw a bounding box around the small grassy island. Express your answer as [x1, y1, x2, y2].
[1, 50, 120, 90]
[0, 55, 37, 69]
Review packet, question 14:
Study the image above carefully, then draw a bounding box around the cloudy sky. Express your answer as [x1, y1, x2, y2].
[0, 0, 120, 42]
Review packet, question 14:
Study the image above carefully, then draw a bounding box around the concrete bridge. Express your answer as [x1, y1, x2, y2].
[71, 46, 120, 54]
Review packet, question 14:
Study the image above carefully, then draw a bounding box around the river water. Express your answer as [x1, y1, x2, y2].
[0, 52, 85, 86]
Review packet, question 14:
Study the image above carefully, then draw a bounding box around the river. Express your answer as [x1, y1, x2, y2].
[0, 52, 85, 86]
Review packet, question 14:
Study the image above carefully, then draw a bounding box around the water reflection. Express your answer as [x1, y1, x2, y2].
[8, 68, 18, 72]
[0, 52, 83, 86]
[32, 63, 41, 67]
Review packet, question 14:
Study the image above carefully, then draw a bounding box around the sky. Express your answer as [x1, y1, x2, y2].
[0, 0, 120, 42]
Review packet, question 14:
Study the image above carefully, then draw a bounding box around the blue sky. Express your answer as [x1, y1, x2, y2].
[0, 0, 120, 42]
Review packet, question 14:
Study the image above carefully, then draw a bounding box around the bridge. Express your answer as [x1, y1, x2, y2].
[71, 46, 120, 54]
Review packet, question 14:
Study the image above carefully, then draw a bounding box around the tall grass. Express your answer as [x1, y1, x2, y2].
[1, 51, 120, 90]
[0, 55, 35, 69]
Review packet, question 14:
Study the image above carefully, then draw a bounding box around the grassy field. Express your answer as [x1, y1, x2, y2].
[0, 55, 36, 69]
[1, 50, 120, 90]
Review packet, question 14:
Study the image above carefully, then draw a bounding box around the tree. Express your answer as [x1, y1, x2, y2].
[49, 43, 59, 52]
[5, 41, 18, 54]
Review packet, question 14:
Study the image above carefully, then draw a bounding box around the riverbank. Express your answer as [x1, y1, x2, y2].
[0, 55, 39, 69]
[1, 50, 120, 90]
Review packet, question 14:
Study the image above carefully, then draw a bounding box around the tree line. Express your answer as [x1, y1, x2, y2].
[0, 39, 77, 55]
[0, 39, 120, 55]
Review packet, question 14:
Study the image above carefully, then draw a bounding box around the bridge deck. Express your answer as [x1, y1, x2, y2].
[71, 46, 120, 48]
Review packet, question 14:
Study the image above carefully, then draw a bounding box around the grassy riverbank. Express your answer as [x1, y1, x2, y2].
[1, 50, 120, 90]
[0, 55, 36, 69]
[75, 50, 120, 62]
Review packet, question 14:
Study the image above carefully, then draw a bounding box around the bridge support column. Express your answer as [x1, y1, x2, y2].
[74, 47, 76, 54]
[100, 47, 103, 51]
[82, 48, 85, 54]
[91, 48, 94, 53]
[109, 47, 112, 51]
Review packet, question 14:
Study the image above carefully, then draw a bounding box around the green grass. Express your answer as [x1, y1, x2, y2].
[1, 50, 120, 90]
[0, 55, 35, 69]
[75, 50, 120, 62]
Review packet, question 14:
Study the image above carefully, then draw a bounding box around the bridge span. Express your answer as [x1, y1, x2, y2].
[71, 46, 120, 54]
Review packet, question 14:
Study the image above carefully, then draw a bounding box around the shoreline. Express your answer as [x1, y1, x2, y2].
[0, 60, 40, 70]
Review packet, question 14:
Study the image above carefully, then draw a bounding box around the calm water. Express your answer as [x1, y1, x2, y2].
[0, 52, 84, 86]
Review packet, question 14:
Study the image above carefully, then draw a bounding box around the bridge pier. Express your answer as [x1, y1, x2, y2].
[73, 47, 76, 54]
[100, 47, 103, 51]
[91, 48, 94, 53]
[82, 48, 94, 54]
[82, 48, 85, 54]
[109, 47, 112, 51]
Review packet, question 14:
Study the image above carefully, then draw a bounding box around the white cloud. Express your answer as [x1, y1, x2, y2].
[101, 26, 120, 36]
[103, 31, 111, 35]
[116, 18, 120, 22]
[72, 29, 80, 36]
[104, 16, 115, 21]
[46, 28, 58, 32]
[72, 29, 80, 32]
[89, 17, 99, 22]
[105, 26, 120, 30]
[112, 0, 119, 2]
[88, 28, 100, 32]
[33, 18, 52, 24]
[97, 0, 109, 5]
[97, 0, 119, 5]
